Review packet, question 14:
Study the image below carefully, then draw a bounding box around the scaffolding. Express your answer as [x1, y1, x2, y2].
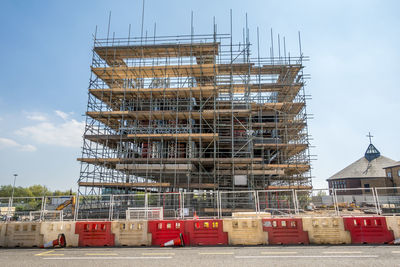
[77, 26, 311, 198]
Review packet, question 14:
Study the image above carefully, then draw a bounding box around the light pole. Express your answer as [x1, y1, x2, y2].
[9, 174, 17, 220]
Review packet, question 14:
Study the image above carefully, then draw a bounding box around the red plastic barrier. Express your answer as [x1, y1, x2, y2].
[75, 222, 115, 247]
[184, 219, 228, 246]
[262, 218, 309, 244]
[343, 217, 394, 244]
[148, 220, 187, 246]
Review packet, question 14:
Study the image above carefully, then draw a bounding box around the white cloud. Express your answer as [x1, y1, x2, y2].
[20, 144, 37, 152]
[55, 110, 69, 120]
[16, 111, 85, 148]
[0, 137, 19, 147]
[0, 137, 37, 152]
[27, 114, 47, 121]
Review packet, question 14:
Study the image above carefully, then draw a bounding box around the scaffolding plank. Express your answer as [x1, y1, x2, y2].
[79, 182, 170, 188]
[91, 64, 300, 80]
[94, 42, 220, 61]
[126, 133, 217, 141]
[86, 109, 251, 125]
[77, 157, 264, 164]
[78, 181, 215, 189]
[77, 157, 309, 172]
[89, 86, 217, 101]
[254, 143, 308, 157]
[85, 133, 218, 145]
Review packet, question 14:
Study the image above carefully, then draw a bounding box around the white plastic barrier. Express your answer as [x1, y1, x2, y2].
[40, 221, 79, 247]
[5, 222, 43, 247]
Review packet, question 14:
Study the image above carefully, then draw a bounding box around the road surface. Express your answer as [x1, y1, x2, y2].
[0, 245, 398, 266]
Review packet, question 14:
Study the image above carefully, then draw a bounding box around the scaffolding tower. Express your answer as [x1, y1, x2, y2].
[77, 29, 312, 196]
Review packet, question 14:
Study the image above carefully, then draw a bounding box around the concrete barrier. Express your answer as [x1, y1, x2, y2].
[385, 216, 400, 239]
[302, 217, 351, 244]
[0, 223, 6, 247]
[5, 222, 43, 247]
[223, 218, 268, 245]
[112, 220, 151, 246]
[40, 222, 79, 247]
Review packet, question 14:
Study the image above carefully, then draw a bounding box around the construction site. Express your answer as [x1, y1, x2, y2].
[76, 23, 311, 200]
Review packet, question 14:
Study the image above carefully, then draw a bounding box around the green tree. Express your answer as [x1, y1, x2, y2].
[53, 189, 75, 196]
[0, 185, 74, 197]
[28, 185, 52, 197]
[0, 185, 32, 197]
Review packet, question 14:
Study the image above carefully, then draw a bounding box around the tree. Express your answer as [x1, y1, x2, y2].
[0, 185, 74, 197]
[28, 185, 52, 197]
[0, 185, 32, 198]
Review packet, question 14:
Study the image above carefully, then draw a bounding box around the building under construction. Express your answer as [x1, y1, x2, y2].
[77, 27, 311, 197]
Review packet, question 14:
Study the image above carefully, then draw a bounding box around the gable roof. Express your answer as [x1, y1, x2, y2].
[327, 155, 396, 180]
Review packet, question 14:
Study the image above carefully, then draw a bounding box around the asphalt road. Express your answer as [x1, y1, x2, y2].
[0, 245, 399, 267]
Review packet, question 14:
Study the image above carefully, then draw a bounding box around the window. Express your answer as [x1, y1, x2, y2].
[364, 184, 370, 192]
[398, 170, 400, 177]
[388, 172, 392, 178]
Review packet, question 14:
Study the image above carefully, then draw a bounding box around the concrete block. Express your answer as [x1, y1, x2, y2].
[223, 218, 268, 245]
[112, 220, 151, 246]
[302, 217, 351, 244]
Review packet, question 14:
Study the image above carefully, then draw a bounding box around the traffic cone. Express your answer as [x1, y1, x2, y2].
[160, 233, 184, 247]
[42, 233, 66, 248]
[193, 211, 199, 220]
[389, 238, 400, 245]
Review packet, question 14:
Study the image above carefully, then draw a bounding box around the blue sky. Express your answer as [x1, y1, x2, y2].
[0, 0, 399, 190]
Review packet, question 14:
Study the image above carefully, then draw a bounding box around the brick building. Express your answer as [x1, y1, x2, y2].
[327, 142, 396, 195]
[384, 162, 400, 189]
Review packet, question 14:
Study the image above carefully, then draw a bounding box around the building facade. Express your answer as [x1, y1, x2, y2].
[384, 162, 400, 188]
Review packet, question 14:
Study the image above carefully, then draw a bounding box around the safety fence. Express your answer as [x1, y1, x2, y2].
[1, 216, 399, 248]
[1, 187, 400, 222]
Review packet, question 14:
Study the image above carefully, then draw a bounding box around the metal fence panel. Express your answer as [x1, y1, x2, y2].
[6, 197, 44, 221]
[219, 191, 257, 218]
[295, 189, 337, 216]
[147, 192, 182, 219]
[182, 191, 219, 218]
[4, 186, 400, 220]
[75, 195, 112, 220]
[334, 188, 378, 216]
[257, 190, 296, 216]
[297, 189, 335, 215]
[0, 197, 11, 221]
[43, 195, 75, 221]
[375, 187, 400, 215]
[111, 193, 146, 220]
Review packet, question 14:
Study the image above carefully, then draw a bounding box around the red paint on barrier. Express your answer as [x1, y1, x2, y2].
[75, 222, 115, 247]
[148, 220, 187, 246]
[184, 220, 228, 246]
[343, 217, 394, 244]
[262, 218, 309, 245]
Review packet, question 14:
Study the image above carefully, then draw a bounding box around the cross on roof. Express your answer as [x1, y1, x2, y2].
[367, 132, 373, 144]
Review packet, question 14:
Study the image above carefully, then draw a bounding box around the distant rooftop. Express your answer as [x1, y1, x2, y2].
[328, 141, 396, 180]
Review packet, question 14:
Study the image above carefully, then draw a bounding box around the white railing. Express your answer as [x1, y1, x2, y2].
[126, 207, 163, 220]
[29, 210, 63, 222]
